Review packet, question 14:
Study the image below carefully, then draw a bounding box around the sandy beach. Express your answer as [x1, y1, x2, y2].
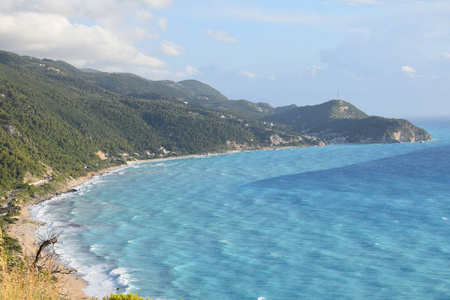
[7, 207, 91, 300]
[6, 164, 131, 299]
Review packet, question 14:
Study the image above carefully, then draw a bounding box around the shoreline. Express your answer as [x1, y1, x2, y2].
[5, 147, 301, 299]
[7, 163, 129, 300]
[6, 152, 228, 299]
[7, 205, 91, 300]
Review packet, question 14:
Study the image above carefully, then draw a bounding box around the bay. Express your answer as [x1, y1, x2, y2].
[31, 120, 450, 299]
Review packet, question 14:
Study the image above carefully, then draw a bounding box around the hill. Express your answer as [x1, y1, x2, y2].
[0, 51, 312, 193]
[264, 100, 431, 144]
[0, 50, 432, 195]
[84, 72, 273, 121]
[78, 67, 431, 145]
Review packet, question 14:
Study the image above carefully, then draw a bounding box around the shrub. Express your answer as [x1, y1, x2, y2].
[0, 247, 60, 300]
[104, 293, 151, 300]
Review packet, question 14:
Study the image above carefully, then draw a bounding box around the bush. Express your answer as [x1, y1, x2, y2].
[0, 246, 60, 300]
[104, 293, 150, 300]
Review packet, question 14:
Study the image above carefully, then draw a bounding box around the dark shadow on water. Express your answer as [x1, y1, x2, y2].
[248, 145, 450, 195]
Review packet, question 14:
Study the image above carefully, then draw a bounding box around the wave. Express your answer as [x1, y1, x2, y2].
[89, 244, 102, 254]
[29, 194, 137, 298]
[35, 220, 137, 298]
[110, 267, 139, 290]
[77, 264, 129, 298]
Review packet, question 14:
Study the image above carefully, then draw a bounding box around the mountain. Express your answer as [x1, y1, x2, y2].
[264, 100, 431, 144]
[0, 51, 310, 193]
[84, 72, 273, 121]
[78, 67, 431, 145]
[266, 100, 367, 130]
[0, 50, 431, 195]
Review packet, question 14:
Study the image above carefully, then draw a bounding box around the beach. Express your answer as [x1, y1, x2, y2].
[4, 148, 311, 298]
[4, 153, 217, 299]
[6, 163, 131, 299]
[7, 206, 90, 300]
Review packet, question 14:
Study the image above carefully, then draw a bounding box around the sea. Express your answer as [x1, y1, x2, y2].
[30, 119, 450, 300]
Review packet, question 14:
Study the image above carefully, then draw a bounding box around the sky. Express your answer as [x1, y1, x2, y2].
[1, 0, 450, 118]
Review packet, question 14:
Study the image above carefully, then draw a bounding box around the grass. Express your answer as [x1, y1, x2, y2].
[0, 245, 60, 300]
[0, 227, 152, 300]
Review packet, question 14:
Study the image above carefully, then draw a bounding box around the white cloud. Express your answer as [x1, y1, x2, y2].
[136, 10, 154, 20]
[137, 67, 171, 79]
[140, 0, 173, 9]
[175, 65, 201, 78]
[240, 71, 258, 79]
[131, 52, 166, 68]
[160, 40, 185, 56]
[269, 76, 276, 81]
[157, 18, 168, 30]
[445, 53, 450, 58]
[186, 66, 200, 75]
[128, 27, 159, 40]
[206, 30, 238, 43]
[0, 0, 176, 71]
[0, 12, 166, 70]
[401, 65, 416, 77]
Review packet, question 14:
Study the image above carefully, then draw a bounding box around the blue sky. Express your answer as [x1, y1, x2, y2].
[1, 0, 450, 118]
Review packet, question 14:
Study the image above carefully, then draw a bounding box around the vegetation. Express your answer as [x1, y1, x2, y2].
[264, 100, 431, 143]
[104, 293, 151, 300]
[0, 51, 283, 195]
[0, 255, 60, 300]
[265, 99, 367, 131]
[0, 232, 60, 300]
[84, 71, 274, 121]
[0, 50, 432, 195]
[0, 226, 153, 300]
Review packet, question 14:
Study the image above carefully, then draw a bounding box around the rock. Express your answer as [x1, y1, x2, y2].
[4, 124, 22, 136]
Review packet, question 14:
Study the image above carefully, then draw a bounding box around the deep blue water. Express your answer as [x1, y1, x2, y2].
[31, 121, 450, 299]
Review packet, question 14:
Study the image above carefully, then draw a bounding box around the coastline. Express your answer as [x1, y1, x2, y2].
[5, 152, 224, 299]
[7, 206, 91, 300]
[4, 139, 434, 298]
[7, 163, 128, 300]
[5, 147, 300, 299]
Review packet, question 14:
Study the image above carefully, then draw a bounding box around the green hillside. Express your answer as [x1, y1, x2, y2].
[0, 50, 432, 196]
[81, 70, 274, 121]
[266, 100, 367, 131]
[0, 51, 290, 194]
[179, 79, 228, 102]
[265, 100, 431, 144]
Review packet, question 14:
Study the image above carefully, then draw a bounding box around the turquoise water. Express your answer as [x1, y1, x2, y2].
[31, 121, 450, 299]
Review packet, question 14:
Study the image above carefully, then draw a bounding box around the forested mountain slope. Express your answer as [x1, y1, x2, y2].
[84, 72, 273, 121]
[264, 100, 432, 144]
[0, 51, 299, 192]
[0, 50, 431, 194]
